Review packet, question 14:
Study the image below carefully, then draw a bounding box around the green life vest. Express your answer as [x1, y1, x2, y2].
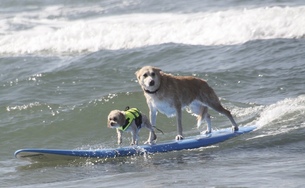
[118, 108, 142, 131]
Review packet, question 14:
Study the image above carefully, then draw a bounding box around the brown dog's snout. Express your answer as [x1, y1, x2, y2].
[149, 80, 155, 86]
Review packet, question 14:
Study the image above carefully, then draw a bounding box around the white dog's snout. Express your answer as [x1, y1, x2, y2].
[144, 77, 154, 87]
[108, 120, 117, 128]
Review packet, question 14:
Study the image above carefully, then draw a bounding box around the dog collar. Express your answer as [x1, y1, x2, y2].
[144, 88, 159, 94]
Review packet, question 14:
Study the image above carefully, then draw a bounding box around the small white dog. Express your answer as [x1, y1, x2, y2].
[107, 107, 157, 145]
[135, 66, 239, 140]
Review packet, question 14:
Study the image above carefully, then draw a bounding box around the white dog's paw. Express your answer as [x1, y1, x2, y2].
[144, 140, 153, 145]
[144, 140, 150, 145]
[130, 142, 138, 146]
[175, 135, 184, 140]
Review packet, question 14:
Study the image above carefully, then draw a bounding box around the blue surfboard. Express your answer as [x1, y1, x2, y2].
[14, 126, 256, 162]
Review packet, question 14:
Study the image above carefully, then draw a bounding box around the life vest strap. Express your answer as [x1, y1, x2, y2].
[119, 107, 142, 131]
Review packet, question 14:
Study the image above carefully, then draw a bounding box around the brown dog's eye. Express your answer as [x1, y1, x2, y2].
[151, 72, 155, 77]
[143, 73, 148, 78]
[113, 117, 117, 121]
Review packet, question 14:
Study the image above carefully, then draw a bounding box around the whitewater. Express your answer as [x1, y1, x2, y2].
[1, 6, 305, 54]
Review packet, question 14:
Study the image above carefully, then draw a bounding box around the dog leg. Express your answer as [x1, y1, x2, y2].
[150, 129, 157, 144]
[220, 107, 238, 131]
[175, 107, 184, 140]
[142, 115, 157, 144]
[196, 116, 203, 129]
[149, 105, 157, 126]
[197, 106, 212, 134]
[116, 129, 123, 145]
[130, 131, 139, 145]
[196, 106, 207, 128]
[204, 112, 212, 133]
[202, 107, 212, 134]
[144, 129, 157, 145]
[209, 102, 239, 132]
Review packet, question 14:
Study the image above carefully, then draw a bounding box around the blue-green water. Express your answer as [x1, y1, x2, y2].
[1, 1, 305, 187]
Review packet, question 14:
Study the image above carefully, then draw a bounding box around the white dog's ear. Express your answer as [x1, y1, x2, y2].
[117, 112, 126, 126]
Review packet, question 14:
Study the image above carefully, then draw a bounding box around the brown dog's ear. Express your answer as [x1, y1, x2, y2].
[135, 68, 144, 80]
[135, 70, 140, 79]
[151, 67, 162, 76]
[152, 67, 162, 73]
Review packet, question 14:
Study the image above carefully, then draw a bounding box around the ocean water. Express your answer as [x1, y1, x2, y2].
[1, 0, 305, 187]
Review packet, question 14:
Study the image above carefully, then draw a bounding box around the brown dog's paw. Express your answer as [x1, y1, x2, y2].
[232, 126, 239, 132]
[175, 135, 184, 140]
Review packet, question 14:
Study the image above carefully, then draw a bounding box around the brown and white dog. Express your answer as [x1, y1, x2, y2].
[107, 108, 157, 145]
[135, 66, 239, 140]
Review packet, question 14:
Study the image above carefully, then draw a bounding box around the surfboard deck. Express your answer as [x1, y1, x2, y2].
[14, 126, 256, 162]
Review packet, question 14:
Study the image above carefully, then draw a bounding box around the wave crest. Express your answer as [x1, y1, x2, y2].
[1, 6, 305, 54]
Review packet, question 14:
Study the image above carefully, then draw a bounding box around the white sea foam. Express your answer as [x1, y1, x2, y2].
[255, 95, 305, 129]
[6, 102, 41, 112]
[1, 6, 305, 54]
[243, 95, 305, 140]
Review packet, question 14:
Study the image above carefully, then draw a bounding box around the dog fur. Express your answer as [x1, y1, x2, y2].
[135, 66, 239, 140]
[107, 109, 157, 145]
